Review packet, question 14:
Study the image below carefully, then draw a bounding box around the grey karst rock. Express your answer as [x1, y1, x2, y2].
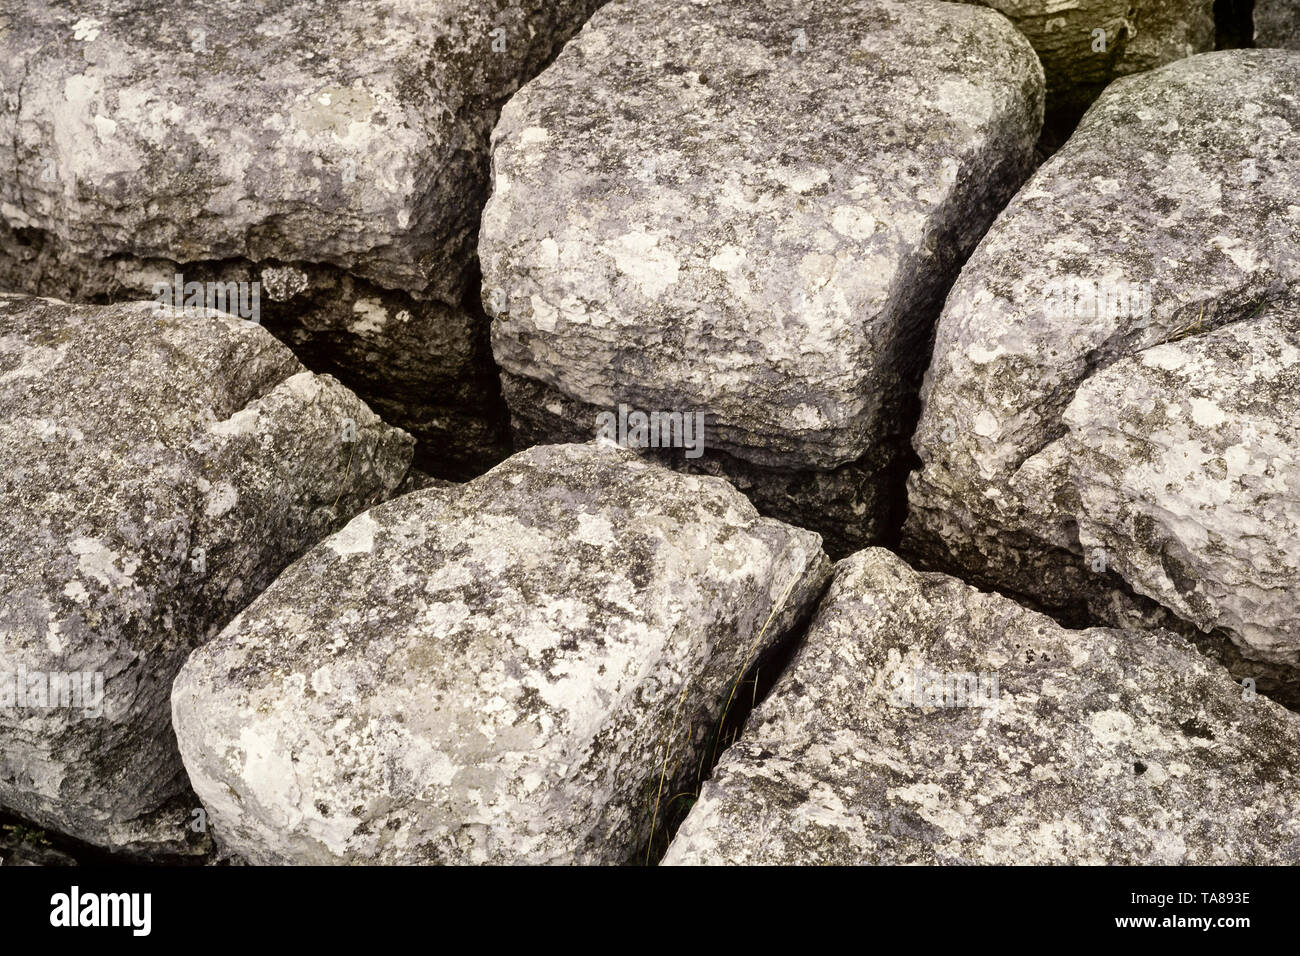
[1256, 1, 1300, 50]
[905, 50, 1300, 681]
[663, 549, 1300, 865]
[0, 0, 605, 473]
[1115, 1, 1213, 72]
[0, 293, 413, 854]
[1061, 310, 1300, 669]
[171, 442, 831, 865]
[960, 0, 1214, 118]
[479, 0, 1043, 554]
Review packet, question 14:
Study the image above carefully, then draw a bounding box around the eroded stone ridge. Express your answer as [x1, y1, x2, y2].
[171, 442, 831, 864]
[0, 293, 412, 853]
[664, 549, 1300, 865]
[480, 0, 1043, 551]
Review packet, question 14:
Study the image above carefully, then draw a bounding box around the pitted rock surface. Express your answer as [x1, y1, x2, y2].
[1062, 310, 1300, 668]
[0, 0, 605, 297]
[663, 549, 1300, 865]
[906, 50, 1300, 681]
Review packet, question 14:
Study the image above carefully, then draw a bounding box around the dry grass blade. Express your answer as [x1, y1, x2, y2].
[638, 558, 806, 864]
[710, 571, 801, 769]
[644, 683, 691, 865]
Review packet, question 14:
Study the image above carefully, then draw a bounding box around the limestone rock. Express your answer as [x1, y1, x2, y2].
[664, 549, 1300, 864]
[480, 0, 1043, 552]
[171, 442, 830, 864]
[905, 50, 1300, 680]
[0, 293, 413, 853]
[0, 0, 603, 296]
[0, 0, 604, 471]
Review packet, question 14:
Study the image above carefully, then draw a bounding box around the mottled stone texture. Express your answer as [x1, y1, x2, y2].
[664, 549, 1300, 865]
[0, 293, 412, 854]
[1255, 0, 1300, 49]
[1063, 312, 1300, 668]
[480, 0, 1043, 554]
[0, 0, 606, 475]
[906, 50, 1300, 686]
[962, 0, 1214, 117]
[172, 443, 831, 864]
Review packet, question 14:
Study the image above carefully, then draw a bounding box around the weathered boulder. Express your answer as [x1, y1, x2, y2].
[171, 442, 830, 864]
[0, 293, 413, 854]
[0, 0, 606, 473]
[961, 1, 1213, 118]
[664, 549, 1300, 865]
[480, 0, 1043, 554]
[905, 50, 1300, 683]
